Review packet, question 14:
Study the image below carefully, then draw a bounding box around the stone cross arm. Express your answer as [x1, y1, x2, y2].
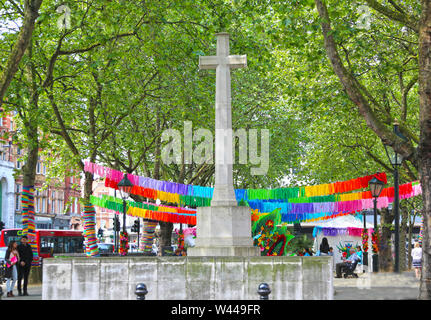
[199, 55, 247, 70]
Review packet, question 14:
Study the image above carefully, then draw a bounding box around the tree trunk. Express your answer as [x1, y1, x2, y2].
[400, 203, 408, 271]
[159, 221, 173, 250]
[379, 208, 395, 272]
[418, 0, 431, 300]
[0, 0, 43, 104]
[153, 105, 173, 251]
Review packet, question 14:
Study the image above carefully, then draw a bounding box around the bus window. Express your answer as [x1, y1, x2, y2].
[40, 237, 54, 254]
[57, 237, 65, 254]
[51, 237, 59, 254]
[2, 230, 22, 246]
[71, 237, 84, 253]
[64, 237, 71, 253]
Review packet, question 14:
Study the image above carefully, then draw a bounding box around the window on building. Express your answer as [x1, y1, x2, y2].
[36, 161, 41, 174]
[43, 164, 46, 175]
[42, 197, 46, 213]
[58, 199, 63, 214]
[74, 198, 78, 215]
[0, 117, 3, 127]
[15, 185, 21, 211]
[17, 147, 21, 155]
[16, 160, 20, 169]
[10, 120, 13, 131]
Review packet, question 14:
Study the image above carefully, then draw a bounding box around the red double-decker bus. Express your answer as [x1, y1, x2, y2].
[0, 229, 84, 259]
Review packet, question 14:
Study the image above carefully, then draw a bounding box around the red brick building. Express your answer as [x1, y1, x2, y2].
[0, 112, 82, 229]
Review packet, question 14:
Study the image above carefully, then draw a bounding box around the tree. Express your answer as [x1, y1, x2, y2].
[310, 0, 430, 298]
[0, 0, 43, 105]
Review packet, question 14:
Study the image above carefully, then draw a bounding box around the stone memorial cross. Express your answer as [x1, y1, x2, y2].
[188, 33, 260, 256]
[199, 32, 247, 207]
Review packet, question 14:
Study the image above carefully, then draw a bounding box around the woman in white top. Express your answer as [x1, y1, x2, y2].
[411, 242, 422, 279]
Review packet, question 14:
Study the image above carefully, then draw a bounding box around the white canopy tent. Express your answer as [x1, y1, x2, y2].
[310, 214, 374, 270]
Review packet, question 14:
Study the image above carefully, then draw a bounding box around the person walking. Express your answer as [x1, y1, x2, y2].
[5, 241, 19, 297]
[17, 235, 34, 296]
[319, 237, 330, 255]
[411, 242, 422, 279]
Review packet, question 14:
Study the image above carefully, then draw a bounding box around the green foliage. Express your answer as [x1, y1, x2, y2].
[285, 234, 315, 256]
[0, 0, 423, 196]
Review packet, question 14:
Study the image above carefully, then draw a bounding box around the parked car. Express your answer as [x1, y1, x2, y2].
[97, 243, 115, 256]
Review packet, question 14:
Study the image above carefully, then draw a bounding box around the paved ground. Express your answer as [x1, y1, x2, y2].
[0, 283, 42, 300]
[0, 271, 420, 300]
[333, 271, 420, 300]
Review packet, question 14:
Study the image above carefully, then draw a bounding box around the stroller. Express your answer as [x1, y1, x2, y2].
[342, 259, 359, 278]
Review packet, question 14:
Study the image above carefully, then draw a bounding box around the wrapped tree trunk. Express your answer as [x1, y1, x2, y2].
[140, 219, 158, 254]
[81, 171, 99, 257]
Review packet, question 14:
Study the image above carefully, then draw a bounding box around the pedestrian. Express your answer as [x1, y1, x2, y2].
[356, 245, 363, 263]
[304, 248, 313, 256]
[328, 247, 334, 256]
[335, 248, 361, 278]
[17, 235, 34, 296]
[319, 237, 330, 255]
[5, 240, 19, 297]
[411, 242, 422, 279]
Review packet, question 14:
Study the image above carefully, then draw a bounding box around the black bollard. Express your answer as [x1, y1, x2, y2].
[257, 283, 271, 300]
[135, 283, 148, 300]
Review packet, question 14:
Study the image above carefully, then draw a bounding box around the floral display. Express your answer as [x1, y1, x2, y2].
[361, 229, 369, 253]
[252, 209, 294, 256]
[119, 231, 129, 256]
[336, 242, 359, 259]
[371, 231, 379, 254]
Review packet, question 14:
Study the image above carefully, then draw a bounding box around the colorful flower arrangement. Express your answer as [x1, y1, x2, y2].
[177, 231, 185, 250]
[252, 209, 294, 256]
[361, 229, 369, 253]
[336, 242, 354, 259]
[371, 231, 379, 254]
[119, 231, 129, 256]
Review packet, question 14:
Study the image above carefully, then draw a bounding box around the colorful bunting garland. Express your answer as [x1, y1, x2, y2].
[85, 162, 423, 226]
[85, 161, 388, 202]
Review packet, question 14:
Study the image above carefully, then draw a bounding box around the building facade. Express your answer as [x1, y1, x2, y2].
[0, 112, 82, 230]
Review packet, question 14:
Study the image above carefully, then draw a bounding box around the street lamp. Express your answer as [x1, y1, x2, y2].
[117, 173, 133, 234]
[369, 176, 385, 272]
[382, 122, 407, 273]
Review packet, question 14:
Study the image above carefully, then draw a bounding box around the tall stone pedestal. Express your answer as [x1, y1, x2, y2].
[187, 206, 260, 257]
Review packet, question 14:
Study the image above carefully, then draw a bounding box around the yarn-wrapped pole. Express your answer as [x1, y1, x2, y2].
[22, 186, 39, 266]
[140, 220, 158, 254]
[82, 203, 100, 257]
